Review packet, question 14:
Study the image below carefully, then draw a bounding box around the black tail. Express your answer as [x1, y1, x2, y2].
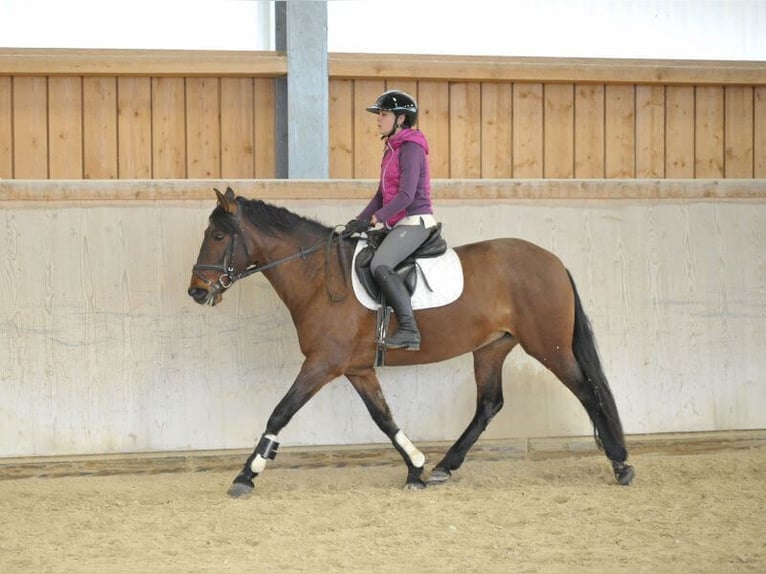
[567, 270, 627, 462]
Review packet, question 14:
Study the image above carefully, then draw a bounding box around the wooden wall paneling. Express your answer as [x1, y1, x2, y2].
[574, 84, 605, 178]
[605, 85, 635, 178]
[665, 86, 695, 178]
[512, 83, 543, 178]
[117, 77, 152, 178]
[417, 81, 450, 178]
[12, 76, 48, 178]
[253, 78, 276, 178]
[329, 79, 353, 178]
[543, 83, 574, 178]
[83, 77, 118, 179]
[151, 77, 186, 178]
[695, 86, 724, 178]
[220, 78, 255, 179]
[480, 82, 513, 178]
[352, 80, 385, 179]
[635, 85, 665, 178]
[185, 78, 221, 178]
[753, 87, 765, 178]
[0, 77, 10, 177]
[724, 86, 754, 178]
[449, 82, 482, 178]
[47, 77, 82, 179]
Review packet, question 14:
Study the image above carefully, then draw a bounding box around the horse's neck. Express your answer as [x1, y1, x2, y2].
[249, 230, 330, 308]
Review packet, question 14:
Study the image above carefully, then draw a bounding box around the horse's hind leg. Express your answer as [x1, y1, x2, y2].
[428, 334, 517, 485]
[518, 271, 633, 485]
[346, 369, 427, 489]
[530, 344, 634, 485]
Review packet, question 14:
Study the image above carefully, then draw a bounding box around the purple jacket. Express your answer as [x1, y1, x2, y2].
[358, 128, 433, 227]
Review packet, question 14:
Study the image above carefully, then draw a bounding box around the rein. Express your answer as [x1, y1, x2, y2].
[193, 222, 354, 302]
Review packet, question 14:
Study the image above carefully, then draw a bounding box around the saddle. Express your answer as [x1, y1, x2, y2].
[354, 223, 448, 301]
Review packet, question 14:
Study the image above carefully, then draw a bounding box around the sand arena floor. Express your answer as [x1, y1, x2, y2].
[0, 432, 764, 574]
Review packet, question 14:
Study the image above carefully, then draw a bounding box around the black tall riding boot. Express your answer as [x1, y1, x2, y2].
[374, 266, 421, 351]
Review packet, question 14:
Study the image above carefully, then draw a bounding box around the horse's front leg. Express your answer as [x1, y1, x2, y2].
[228, 359, 339, 498]
[346, 369, 427, 490]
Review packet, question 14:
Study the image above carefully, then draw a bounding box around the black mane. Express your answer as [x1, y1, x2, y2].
[211, 197, 333, 239]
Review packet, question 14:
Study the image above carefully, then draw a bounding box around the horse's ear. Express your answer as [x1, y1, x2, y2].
[214, 187, 237, 214]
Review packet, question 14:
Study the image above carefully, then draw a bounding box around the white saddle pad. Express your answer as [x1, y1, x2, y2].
[351, 240, 464, 311]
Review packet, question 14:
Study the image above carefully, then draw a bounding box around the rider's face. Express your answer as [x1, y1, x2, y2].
[376, 110, 397, 136]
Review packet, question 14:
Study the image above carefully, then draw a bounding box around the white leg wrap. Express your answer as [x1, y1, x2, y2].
[250, 454, 268, 474]
[250, 433, 279, 475]
[394, 430, 425, 468]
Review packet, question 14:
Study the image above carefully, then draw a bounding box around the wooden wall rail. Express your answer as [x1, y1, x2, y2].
[2, 179, 764, 203]
[3, 50, 765, 84]
[331, 53, 766, 85]
[2, 49, 765, 182]
[0, 49, 286, 77]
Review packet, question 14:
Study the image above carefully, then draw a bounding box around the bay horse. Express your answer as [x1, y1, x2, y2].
[188, 187, 635, 497]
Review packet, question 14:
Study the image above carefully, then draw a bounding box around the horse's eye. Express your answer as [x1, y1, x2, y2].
[213, 231, 226, 241]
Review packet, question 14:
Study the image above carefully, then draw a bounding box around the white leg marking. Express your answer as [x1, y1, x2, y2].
[394, 430, 425, 468]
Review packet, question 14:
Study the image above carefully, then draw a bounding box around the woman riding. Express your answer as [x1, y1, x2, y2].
[345, 89, 436, 351]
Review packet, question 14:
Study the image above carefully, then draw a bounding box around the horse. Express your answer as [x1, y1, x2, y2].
[188, 187, 635, 497]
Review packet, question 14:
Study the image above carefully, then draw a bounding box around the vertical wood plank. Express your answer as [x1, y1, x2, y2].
[220, 78, 254, 179]
[544, 83, 574, 178]
[481, 82, 513, 178]
[417, 81, 450, 179]
[353, 80, 386, 179]
[186, 78, 221, 178]
[635, 85, 665, 178]
[665, 86, 695, 178]
[512, 83, 543, 178]
[329, 79, 353, 178]
[48, 77, 82, 178]
[12, 77, 48, 178]
[449, 82, 481, 178]
[574, 84, 605, 178]
[253, 78, 276, 178]
[152, 77, 186, 178]
[83, 77, 118, 179]
[117, 77, 152, 178]
[0, 77, 10, 177]
[605, 84, 635, 178]
[695, 86, 724, 178]
[756, 87, 766, 178]
[724, 86, 753, 178]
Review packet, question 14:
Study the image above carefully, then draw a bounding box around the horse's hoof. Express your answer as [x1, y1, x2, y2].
[227, 479, 255, 498]
[614, 463, 635, 486]
[404, 478, 427, 490]
[426, 468, 452, 486]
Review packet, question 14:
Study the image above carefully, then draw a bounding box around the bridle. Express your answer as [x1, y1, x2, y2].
[192, 209, 354, 301]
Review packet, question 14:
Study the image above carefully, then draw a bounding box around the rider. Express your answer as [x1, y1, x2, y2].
[345, 90, 436, 351]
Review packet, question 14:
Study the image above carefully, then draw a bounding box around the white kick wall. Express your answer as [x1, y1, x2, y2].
[1, 189, 764, 457]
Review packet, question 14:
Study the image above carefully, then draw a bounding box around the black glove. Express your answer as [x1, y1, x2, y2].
[344, 218, 370, 235]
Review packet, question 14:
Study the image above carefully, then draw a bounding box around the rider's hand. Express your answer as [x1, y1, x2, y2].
[344, 218, 370, 235]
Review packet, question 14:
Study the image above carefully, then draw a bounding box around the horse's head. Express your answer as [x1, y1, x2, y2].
[188, 187, 250, 306]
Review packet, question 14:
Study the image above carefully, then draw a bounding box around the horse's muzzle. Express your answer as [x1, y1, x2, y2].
[187, 284, 222, 306]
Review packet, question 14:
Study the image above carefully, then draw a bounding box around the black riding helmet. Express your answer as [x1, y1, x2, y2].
[366, 90, 418, 128]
